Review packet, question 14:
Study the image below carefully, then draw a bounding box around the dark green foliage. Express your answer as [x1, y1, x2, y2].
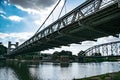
[52, 51, 60, 60]
[0, 44, 7, 55]
[52, 50, 73, 60]
[15, 52, 40, 60]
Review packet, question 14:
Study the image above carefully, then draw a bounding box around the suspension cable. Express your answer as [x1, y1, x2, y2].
[34, 0, 62, 35]
[65, 0, 67, 15]
[58, 0, 67, 19]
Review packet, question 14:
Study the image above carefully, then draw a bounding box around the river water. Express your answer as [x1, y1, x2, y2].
[0, 61, 120, 80]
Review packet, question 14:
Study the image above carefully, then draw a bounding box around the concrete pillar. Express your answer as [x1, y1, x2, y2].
[7, 41, 11, 54]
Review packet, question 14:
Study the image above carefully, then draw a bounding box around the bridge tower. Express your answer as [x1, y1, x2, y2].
[7, 41, 19, 54]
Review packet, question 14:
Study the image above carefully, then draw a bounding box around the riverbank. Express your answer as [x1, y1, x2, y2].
[74, 71, 120, 80]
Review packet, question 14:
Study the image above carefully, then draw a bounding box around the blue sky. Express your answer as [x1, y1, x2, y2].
[0, 0, 85, 33]
[0, 0, 119, 54]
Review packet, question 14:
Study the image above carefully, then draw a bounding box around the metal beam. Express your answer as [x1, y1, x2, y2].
[48, 38, 70, 46]
[57, 31, 85, 41]
[78, 23, 114, 37]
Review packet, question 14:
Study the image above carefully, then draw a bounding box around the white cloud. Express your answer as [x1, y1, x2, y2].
[0, 33, 9, 39]
[8, 32, 33, 40]
[4, 1, 7, 4]
[15, 5, 41, 15]
[0, 9, 7, 19]
[0, 14, 7, 19]
[0, 11, 6, 14]
[0, 32, 34, 47]
[9, 0, 57, 13]
[34, 20, 41, 26]
[8, 15, 23, 22]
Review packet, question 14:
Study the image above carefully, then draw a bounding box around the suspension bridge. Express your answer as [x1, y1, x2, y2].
[6, 0, 120, 57]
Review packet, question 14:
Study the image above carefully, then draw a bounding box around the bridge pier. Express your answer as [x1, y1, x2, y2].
[7, 41, 19, 54]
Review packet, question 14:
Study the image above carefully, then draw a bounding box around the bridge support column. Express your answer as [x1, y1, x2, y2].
[7, 41, 19, 54]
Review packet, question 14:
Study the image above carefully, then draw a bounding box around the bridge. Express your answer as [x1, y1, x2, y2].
[77, 40, 120, 62]
[84, 41, 120, 57]
[6, 0, 120, 56]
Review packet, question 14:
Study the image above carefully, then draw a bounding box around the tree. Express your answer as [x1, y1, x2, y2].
[59, 50, 72, 56]
[52, 51, 60, 60]
[0, 44, 7, 55]
[52, 50, 73, 60]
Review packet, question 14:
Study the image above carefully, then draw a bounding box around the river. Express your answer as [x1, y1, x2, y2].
[0, 61, 120, 80]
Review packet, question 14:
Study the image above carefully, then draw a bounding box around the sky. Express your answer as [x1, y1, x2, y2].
[0, 0, 120, 55]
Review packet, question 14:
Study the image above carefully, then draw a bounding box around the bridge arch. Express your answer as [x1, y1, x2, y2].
[84, 41, 120, 56]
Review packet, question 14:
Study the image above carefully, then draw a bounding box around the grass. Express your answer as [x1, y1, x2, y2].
[74, 71, 120, 80]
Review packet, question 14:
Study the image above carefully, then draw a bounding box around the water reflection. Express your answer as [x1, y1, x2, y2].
[0, 61, 40, 80]
[0, 61, 120, 80]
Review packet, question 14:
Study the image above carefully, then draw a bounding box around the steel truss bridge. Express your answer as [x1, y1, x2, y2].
[7, 0, 120, 56]
[84, 41, 120, 57]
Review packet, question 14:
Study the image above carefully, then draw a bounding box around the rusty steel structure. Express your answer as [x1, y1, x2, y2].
[7, 0, 120, 56]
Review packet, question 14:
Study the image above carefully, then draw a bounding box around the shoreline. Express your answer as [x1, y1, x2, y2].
[74, 71, 120, 80]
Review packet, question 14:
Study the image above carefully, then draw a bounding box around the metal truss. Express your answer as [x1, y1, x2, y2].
[85, 41, 120, 56]
[9, 0, 119, 55]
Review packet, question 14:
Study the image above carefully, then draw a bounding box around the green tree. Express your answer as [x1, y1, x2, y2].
[0, 44, 7, 55]
[52, 51, 60, 60]
[59, 50, 72, 56]
[52, 50, 73, 60]
[59, 50, 73, 59]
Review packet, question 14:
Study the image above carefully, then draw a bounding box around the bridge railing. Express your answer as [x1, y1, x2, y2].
[10, 0, 118, 54]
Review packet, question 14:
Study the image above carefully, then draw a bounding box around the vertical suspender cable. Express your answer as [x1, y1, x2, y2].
[58, 0, 67, 19]
[65, 0, 67, 15]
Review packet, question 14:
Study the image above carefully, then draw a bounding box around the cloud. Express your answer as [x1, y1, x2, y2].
[0, 32, 34, 47]
[9, 0, 57, 14]
[0, 11, 6, 14]
[0, 8, 7, 18]
[0, 14, 23, 22]
[15, 5, 41, 15]
[82, 36, 120, 46]
[0, 33, 9, 39]
[10, 0, 57, 9]
[8, 15, 23, 22]
[0, 14, 7, 19]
